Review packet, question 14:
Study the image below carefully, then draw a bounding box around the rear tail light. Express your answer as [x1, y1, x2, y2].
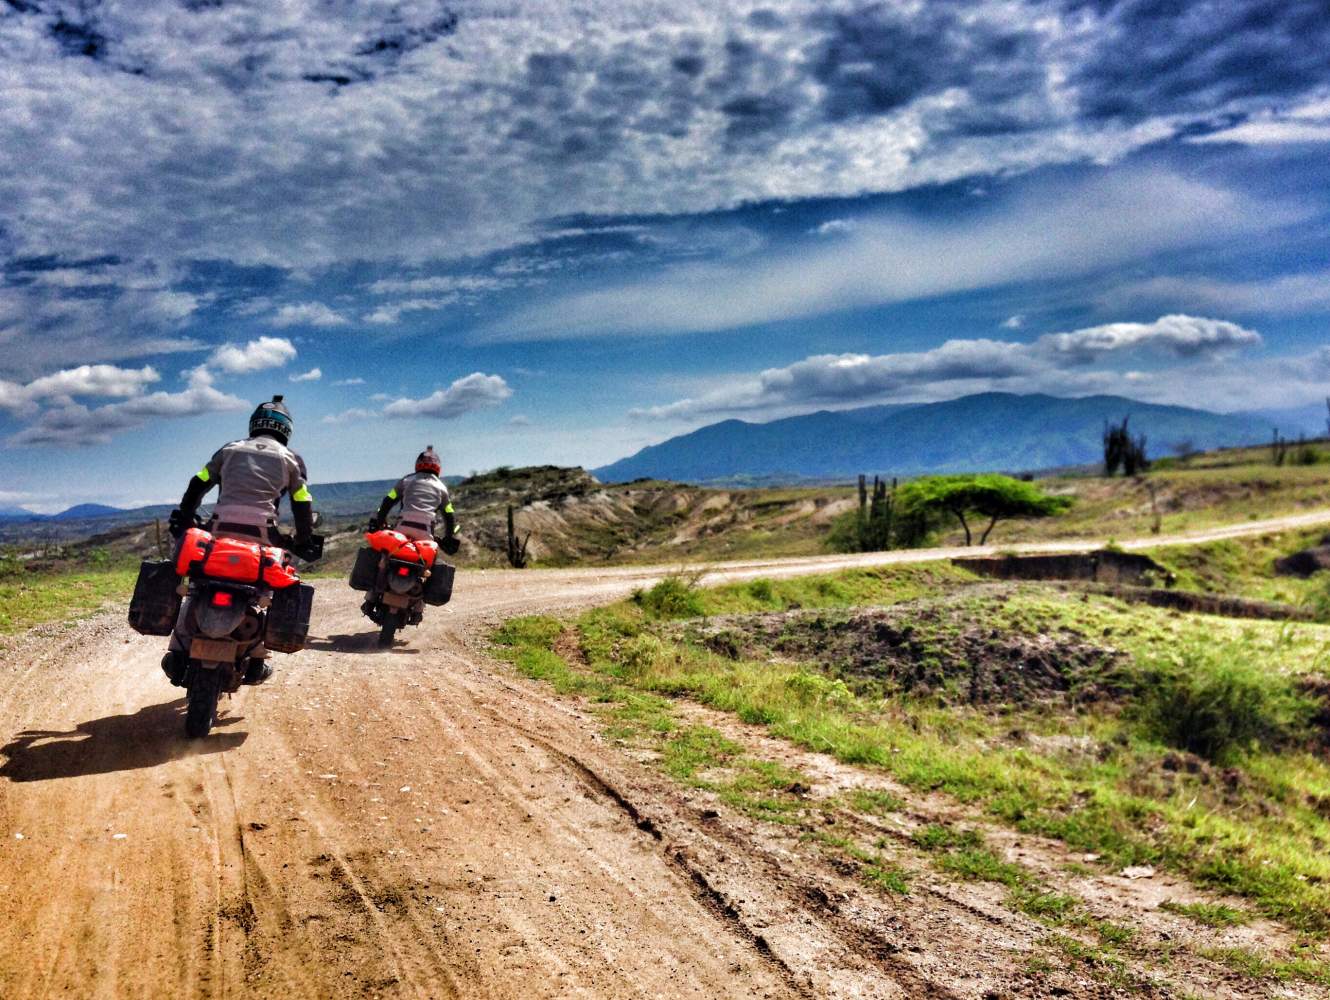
[211, 591, 234, 607]
[397, 566, 410, 576]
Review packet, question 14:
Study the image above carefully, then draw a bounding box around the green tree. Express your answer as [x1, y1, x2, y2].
[895, 474, 1072, 546]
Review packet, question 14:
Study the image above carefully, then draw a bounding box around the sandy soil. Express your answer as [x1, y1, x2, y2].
[2, 511, 1328, 998]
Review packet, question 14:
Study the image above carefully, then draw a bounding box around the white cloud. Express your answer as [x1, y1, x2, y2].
[270, 303, 349, 328]
[383, 373, 513, 420]
[366, 275, 515, 296]
[810, 219, 855, 237]
[1100, 270, 1330, 315]
[0, 1, 1312, 285]
[208, 337, 298, 375]
[363, 298, 457, 325]
[1038, 315, 1259, 363]
[631, 315, 1265, 421]
[507, 414, 533, 427]
[322, 407, 376, 425]
[1190, 97, 1330, 146]
[488, 172, 1294, 340]
[1001, 314, 1025, 329]
[332, 377, 366, 386]
[289, 367, 323, 382]
[0, 364, 161, 414]
[6, 371, 246, 447]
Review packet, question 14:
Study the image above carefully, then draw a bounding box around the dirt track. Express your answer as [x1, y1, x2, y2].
[2, 510, 1328, 999]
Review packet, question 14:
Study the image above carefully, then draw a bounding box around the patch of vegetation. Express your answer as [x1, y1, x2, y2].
[492, 557, 1330, 946]
[1132, 644, 1316, 763]
[1158, 900, 1250, 928]
[0, 566, 138, 634]
[1199, 946, 1330, 987]
[633, 572, 707, 619]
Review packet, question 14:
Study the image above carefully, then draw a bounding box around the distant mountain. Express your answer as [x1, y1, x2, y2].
[1241, 402, 1329, 440]
[594, 392, 1272, 483]
[0, 506, 39, 520]
[52, 503, 124, 520]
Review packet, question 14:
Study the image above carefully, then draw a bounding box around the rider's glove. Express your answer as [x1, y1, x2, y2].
[292, 535, 324, 562]
[366, 517, 384, 532]
[167, 508, 188, 538]
[440, 535, 461, 556]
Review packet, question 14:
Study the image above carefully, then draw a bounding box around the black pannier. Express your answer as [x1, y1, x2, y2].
[423, 561, 455, 606]
[128, 560, 181, 636]
[349, 546, 380, 592]
[265, 583, 315, 653]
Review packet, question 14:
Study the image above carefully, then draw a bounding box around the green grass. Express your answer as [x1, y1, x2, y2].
[1199, 946, 1330, 987]
[492, 567, 1330, 936]
[0, 566, 139, 634]
[1158, 900, 1250, 928]
[1146, 529, 1330, 608]
[996, 461, 1330, 546]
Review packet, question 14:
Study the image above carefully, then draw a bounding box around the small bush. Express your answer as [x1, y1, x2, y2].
[747, 578, 775, 602]
[492, 615, 564, 650]
[784, 670, 853, 708]
[634, 573, 706, 619]
[1134, 647, 1315, 762]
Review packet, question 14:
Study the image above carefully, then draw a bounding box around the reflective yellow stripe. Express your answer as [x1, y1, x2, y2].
[292, 485, 312, 502]
[387, 488, 398, 500]
[444, 503, 454, 514]
[196, 466, 211, 482]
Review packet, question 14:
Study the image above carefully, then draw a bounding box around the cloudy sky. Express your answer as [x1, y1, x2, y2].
[1, 0, 1328, 510]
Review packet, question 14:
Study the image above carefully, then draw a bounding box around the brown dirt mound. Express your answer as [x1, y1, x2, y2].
[685, 603, 1125, 707]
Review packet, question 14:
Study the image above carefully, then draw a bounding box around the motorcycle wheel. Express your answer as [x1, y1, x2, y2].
[378, 615, 398, 649]
[185, 666, 222, 738]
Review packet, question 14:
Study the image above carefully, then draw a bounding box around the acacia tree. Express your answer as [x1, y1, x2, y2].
[895, 474, 1072, 546]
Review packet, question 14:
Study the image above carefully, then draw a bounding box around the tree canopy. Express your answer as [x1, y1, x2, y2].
[895, 474, 1072, 546]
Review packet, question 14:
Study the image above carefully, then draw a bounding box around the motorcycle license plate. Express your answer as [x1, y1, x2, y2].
[190, 637, 239, 663]
[382, 592, 412, 608]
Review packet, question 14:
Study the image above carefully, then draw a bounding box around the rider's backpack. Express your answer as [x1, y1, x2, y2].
[422, 561, 455, 606]
[128, 560, 182, 636]
[264, 582, 315, 653]
[349, 546, 380, 591]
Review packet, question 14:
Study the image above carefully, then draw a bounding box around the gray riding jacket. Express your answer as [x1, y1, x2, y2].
[386, 471, 451, 530]
[198, 436, 311, 525]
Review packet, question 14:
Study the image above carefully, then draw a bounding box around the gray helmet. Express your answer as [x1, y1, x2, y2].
[249, 394, 293, 445]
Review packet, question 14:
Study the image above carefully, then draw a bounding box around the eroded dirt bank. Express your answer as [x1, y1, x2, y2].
[2, 518, 1329, 998]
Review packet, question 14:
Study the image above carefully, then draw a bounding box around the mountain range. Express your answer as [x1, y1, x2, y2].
[593, 392, 1289, 483]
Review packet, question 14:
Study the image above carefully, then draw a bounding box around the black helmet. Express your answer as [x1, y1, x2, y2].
[249, 394, 293, 445]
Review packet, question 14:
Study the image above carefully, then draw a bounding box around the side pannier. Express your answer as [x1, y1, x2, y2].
[422, 561, 454, 606]
[265, 583, 315, 653]
[349, 546, 380, 592]
[128, 560, 182, 636]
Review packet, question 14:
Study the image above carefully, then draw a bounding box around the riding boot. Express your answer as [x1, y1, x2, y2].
[242, 657, 273, 685]
[161, 650, 188, 686]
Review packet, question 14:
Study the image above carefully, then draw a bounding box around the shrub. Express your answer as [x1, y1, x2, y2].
[747, 578, 775, 602]
[1134, 647, 1315, 762]
[634, 572, 706, 619]
[784, 670, 853, 708]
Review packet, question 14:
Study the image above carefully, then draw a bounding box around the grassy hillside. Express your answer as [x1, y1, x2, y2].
[493, 565, 1330, 988]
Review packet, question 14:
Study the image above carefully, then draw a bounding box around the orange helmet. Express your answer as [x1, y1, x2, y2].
[415, 445, 441, 475]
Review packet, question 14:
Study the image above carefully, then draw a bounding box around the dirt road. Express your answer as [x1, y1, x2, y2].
[1, 511, 1327, 998]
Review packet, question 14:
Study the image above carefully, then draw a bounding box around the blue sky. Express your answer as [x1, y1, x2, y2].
[1, 0, 1328, 511]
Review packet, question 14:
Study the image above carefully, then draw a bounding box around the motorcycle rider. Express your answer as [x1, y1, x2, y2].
[368, 445, 459, 551]
[162, 395, 315, 686]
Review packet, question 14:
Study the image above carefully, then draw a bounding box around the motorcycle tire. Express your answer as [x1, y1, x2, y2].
[185, 666, 223, 738]
[378, 616, 398, 649]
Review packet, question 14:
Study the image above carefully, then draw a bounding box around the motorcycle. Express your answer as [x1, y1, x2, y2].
[129, 517, 324, 738]
[350, 527, 456, 647]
